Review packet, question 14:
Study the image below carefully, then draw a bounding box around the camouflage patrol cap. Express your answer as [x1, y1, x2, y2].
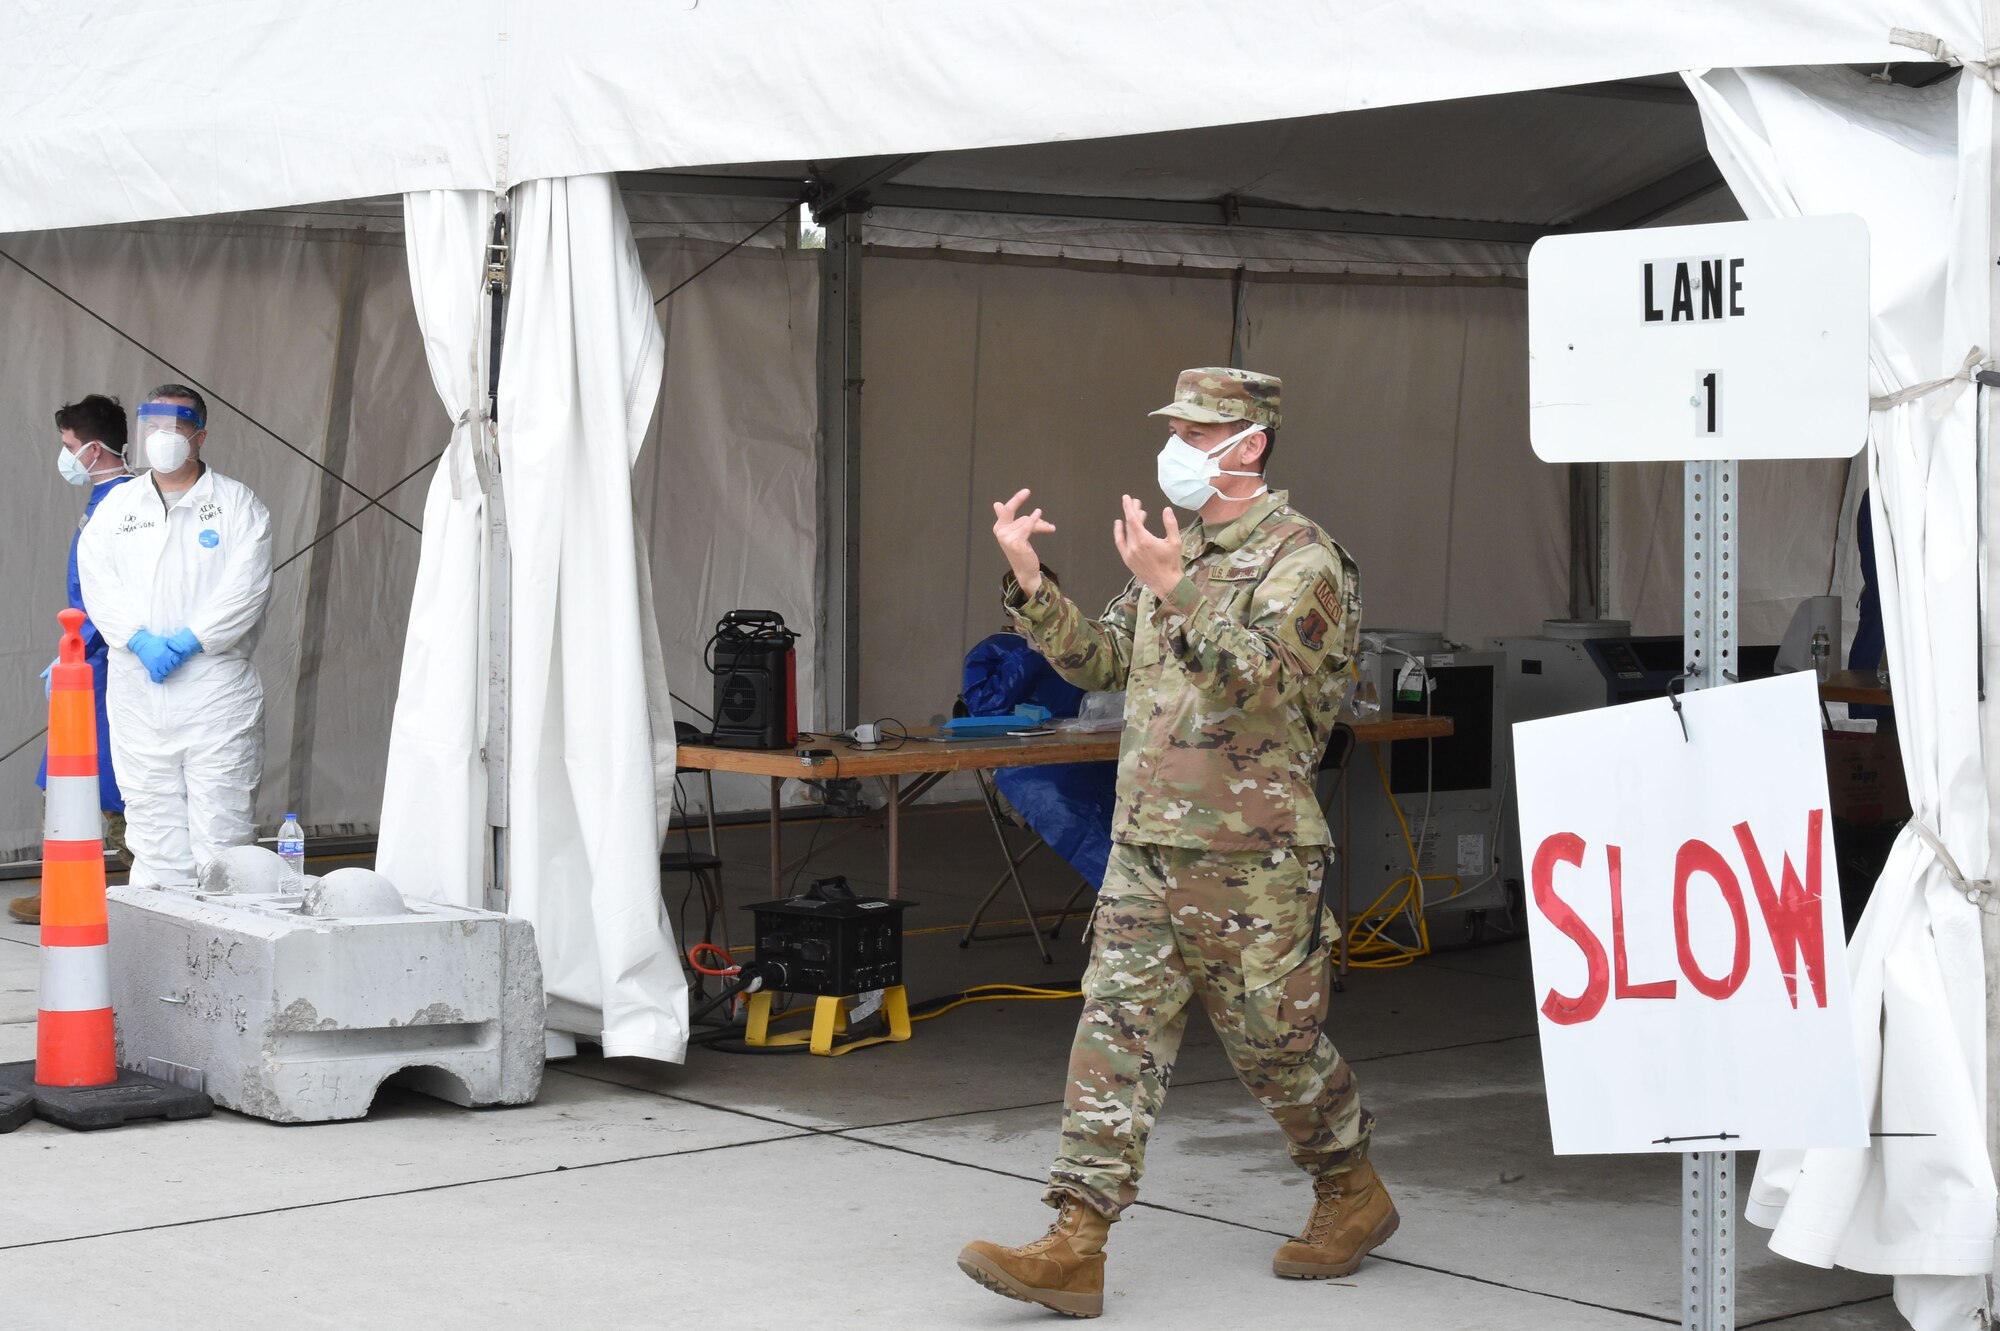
[1148, 367, 1282, 429]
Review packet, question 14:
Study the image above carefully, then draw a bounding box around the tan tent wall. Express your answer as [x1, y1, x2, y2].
[0, 213, 1860, 854]
[857, 252, 1564, 725]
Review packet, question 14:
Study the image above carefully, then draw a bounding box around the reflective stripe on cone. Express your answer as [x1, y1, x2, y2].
[36, 944, 110, 1012]
[42, 774, 101, 841]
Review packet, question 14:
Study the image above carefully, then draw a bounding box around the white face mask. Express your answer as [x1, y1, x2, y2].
[1155, 421, 1268, 510]
[57, 442, 124, 487]
[145, 427, 192, 473]
[57, 445, 93, 486]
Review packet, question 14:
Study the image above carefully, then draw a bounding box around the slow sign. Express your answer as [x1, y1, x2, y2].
[1513, 672, 1867, 1155]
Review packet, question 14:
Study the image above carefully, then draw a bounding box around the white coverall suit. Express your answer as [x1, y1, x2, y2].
[77, 467, 273, 886]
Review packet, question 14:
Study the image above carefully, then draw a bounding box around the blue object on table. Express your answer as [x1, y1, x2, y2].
[961, 633, 1115, 888]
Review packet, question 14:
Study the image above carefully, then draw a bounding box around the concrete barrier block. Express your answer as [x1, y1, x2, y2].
[107, 882, 544, 1123]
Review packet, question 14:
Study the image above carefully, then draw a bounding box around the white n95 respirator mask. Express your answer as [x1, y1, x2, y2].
[144, 428, 191, 473]
[1155, 420, 1268, 510]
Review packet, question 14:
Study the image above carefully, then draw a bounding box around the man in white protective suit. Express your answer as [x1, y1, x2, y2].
[77, 384, 273, 887]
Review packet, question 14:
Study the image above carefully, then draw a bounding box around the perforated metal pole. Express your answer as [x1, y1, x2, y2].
[1683, 1150, 1736, 1329]
[1682, 459, 1737, 1331]
[1684, 460, 1738, 696]
[483, 201, 511, 915]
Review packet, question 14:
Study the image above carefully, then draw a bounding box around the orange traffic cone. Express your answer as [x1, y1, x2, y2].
[0, 609, 211, 1131]
[36, 608, 115, 1087]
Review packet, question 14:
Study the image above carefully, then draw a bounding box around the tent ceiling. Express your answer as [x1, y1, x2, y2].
[623, 80, 1727, 245]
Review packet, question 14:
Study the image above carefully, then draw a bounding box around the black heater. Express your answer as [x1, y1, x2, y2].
[708, 609, 798, 749]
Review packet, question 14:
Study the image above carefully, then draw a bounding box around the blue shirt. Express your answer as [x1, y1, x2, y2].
[37, 473, 131, 810]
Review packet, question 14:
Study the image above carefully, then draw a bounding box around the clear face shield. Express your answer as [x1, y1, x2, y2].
[136, 402, 203, 472]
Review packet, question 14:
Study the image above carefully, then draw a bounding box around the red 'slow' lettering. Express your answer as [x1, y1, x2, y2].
[1610, 843, 1676, 1000]
[1673, 839, 1751, 1000]
[1533, 832, 1607, 1025]
[1734, 811, 1829, 1010]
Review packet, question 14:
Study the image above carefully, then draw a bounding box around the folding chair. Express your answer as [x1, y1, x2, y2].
[663, 769, 729, 959]
[959, 766, 1093, 964]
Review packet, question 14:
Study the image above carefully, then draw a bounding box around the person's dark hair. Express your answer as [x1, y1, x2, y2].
[146, 382, 208, 428]
[53, 394, 128, 455]
[1252, 425, 1277, 474]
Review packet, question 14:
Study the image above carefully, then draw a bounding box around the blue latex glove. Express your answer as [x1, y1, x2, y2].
[128, 630, 179, 684]
[40, 658, 54, 698]
[163, 628, 202, 678]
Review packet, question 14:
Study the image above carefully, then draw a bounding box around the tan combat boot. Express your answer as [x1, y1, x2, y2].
[6, 893, 39, 925]
[1273, 1158, 1400, 1279]
[103, 812, 134, 870]
[958, 1193, 1110, 1318]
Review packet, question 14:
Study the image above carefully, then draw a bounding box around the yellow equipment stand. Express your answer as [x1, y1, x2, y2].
[742, 986, 913, 1056]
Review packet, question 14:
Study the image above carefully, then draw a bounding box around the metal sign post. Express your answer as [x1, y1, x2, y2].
[1682, 459, 1737, 1331]
[1528, 216, 1871, 1331]
[482, 200, 511, 916]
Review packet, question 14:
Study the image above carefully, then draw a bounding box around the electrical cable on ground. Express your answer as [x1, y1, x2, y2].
[1344, 646, 1459, 969]
[687, 982, 1082, 1057]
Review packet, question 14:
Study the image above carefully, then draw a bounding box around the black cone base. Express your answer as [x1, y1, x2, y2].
[0, 1060, 212, 1131]
[0, 1085, 31, 1134]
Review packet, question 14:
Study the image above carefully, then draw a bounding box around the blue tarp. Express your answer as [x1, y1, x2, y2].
[962, 632, 1116, 888]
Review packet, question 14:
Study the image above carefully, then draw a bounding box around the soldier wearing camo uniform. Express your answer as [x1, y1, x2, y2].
[957, 368, 1395, 1319]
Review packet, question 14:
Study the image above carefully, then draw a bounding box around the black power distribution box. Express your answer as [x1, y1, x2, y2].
[746, 877, 915, 997]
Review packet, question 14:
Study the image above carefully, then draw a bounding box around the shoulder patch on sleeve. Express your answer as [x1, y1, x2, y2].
[1312, 575, 1341, 622]
[1279, 567, 1343, 665]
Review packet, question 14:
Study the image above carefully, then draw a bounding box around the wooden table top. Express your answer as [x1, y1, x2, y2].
[1819, 669, 1892, 708]
[676, 712, 1455, 778]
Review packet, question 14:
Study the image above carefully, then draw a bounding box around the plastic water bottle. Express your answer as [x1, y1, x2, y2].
[278, 814, 305, 894]
[1810, 630, 1832, 683]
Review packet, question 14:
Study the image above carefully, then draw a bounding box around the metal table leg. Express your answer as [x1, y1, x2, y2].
[887, 774, 900, 899]
[769, 776, 782, 898]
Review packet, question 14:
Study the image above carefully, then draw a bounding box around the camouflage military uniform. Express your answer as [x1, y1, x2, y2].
[1005, 479, 1371, 1219]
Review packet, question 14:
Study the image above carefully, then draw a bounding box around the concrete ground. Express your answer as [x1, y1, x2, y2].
[0, 803, 1900, 1330]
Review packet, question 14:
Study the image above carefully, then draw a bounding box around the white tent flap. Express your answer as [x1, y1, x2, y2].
[1687, 64, 1995, 1327]
[497, 175, 685, 1062]
[375, 188, 497, 910]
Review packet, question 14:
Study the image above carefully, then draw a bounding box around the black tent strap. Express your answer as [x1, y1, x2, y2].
[0, 247, 417, 534]
[0, 727, 48, 769]
[652, 201, 799, 308]
[274, 448, 443, 575]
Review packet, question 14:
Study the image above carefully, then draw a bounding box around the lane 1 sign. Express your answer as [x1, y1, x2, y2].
[1513, 672, 1867, 1155]
[1528, 215, 1870, 463]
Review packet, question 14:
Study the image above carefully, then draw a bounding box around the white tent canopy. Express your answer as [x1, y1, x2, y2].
[0, 3, 1955, 233]
[3, 8, 1995, 1323]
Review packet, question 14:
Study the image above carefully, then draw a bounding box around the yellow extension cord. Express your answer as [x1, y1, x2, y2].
[1342, 660, 1460, 970]
[759, 983, 1081, 1032]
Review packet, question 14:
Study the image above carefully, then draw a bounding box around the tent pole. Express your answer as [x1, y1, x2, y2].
[484, 200, 512, 914]
[815, 207, 865, 732]
[1683, 458, 1737, 1331]
[1569, 462, 1608, 619]
[1983, 0, 2000, 1249]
